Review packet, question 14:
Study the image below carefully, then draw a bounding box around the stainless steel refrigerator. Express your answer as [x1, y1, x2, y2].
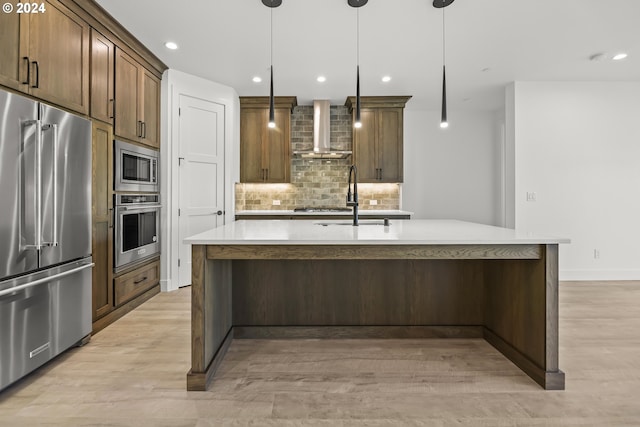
[0, 89, 93, 391]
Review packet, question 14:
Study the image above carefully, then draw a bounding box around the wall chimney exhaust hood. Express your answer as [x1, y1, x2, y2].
[293, 100, 352, 159]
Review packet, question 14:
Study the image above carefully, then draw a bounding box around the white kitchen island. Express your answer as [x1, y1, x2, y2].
[184, 219, 569, 391]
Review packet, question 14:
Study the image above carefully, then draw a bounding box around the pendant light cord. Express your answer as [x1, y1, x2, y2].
[442, 5, 446, 66]
[357, 8, 360, 67]
[270, 6, 273, 68]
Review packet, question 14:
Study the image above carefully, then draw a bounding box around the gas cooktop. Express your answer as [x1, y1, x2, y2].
[293, 207, 352, 212]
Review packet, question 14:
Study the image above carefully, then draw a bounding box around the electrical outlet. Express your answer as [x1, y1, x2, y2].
[594, 249, 600, 259]
[369, 200, 378, 206]
[526, 192, 537, 202]
[272, 200, 281, 206]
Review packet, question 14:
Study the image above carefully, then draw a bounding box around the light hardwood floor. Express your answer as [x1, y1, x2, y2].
[1, 281, 639, 426]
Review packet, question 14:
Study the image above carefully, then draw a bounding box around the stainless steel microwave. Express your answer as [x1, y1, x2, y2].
[114, 140, 158, 192]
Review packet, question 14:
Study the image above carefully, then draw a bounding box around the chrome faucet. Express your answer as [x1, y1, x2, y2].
[346, 165, 359, 226]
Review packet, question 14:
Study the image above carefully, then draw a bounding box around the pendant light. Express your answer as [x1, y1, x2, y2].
[434, 0, 454, 129]
[348, 0, 367, 129]
[263, 0, 281, 128]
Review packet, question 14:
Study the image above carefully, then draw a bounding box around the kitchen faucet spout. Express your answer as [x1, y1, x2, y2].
[346, 165, 359, 226]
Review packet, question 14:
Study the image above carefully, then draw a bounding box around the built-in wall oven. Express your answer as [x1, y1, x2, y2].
[114, 140, 158, 192]
[114, 194, 161, 272]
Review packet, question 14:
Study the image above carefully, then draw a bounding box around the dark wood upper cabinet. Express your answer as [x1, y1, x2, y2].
[114, 47, 160, 148]
[141, 68, 160, 147]
[346, 96, 411, 183]
[0, 13, 28, 91]
[90, 29, 115, 123]
[240, 96, 297, 183]
[0, 0, 90, 115]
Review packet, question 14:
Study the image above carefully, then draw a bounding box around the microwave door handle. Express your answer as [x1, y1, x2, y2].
[42, 124, 58, 247]
[153, 159, 157, 183]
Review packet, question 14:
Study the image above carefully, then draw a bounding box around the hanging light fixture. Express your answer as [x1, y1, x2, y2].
[348, 0, 367, 129]
[263, 0, 282, 128]
[434, 0, 454, 129]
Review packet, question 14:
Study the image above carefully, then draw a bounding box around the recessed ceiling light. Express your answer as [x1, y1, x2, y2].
[381, 76, 391, 82]
[317, 76, 326, 83]
[252, 76, 262, 83]
[613, 53, 628, 60]
[164, 41, 178, 50]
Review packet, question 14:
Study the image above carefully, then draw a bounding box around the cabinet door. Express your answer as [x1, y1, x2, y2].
[240, 108, 267, 182]
[0, 13, 29, 91]
[264, 108, 290, 182]
[114, 48, 141, 142]
[141, 68, 160, 147]
[90, 30, 114, 124]
[91, 121, 114, 321]
[28, 0, 90, 114]
[353, 109, 379, 182]
[378, 108, 403, 182]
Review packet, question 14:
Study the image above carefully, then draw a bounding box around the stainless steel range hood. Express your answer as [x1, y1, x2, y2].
[293, 100, 352, 159]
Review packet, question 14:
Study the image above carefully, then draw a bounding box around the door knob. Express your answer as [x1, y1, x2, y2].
[216, 210, 223, 216]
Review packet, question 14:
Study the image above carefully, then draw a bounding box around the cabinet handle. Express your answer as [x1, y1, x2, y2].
[265, 168, 269, 181]
[137, 121, 143, 138]
[141, 122, 147, 138]
[108, 208, 114, 229]
[134, 276, 148, 285]
[22, 57, 30, 84]
[109, 99, 114, 119]
[31, 61, 39, 88]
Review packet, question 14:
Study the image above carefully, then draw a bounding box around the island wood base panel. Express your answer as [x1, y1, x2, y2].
[185, 325, 562, 391]
[188, 243, 562, 391]
[234, 325, 484, 339]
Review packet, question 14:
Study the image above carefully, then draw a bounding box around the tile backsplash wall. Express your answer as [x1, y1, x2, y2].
[236, 104, 400, 211]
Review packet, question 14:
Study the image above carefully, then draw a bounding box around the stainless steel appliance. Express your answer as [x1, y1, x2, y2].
[114, 139, 159, 192]
[114, 194, 161, 271]
[0, 89, 93, 391]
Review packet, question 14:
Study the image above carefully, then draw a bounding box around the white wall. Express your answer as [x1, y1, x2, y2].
[403, 109, 503, 226]
[509, 82, 640, 280]
[160, 69, 240, 292]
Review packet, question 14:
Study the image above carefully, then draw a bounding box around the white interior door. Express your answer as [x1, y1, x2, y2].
[178, 95, 225, 287]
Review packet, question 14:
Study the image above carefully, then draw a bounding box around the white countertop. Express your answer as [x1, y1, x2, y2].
[235, 210, 413, 216]
[184, 219, 570, 245]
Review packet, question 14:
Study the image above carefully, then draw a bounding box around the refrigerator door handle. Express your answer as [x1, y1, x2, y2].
[41, 123, 58, 247]
[0, 262, 94, 298]
[22, 120, 43, 251]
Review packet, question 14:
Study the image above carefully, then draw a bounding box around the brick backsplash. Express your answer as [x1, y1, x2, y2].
[236, 104, 400, 211]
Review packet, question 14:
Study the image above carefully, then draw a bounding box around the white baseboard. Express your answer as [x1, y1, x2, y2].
[160, 278, 180, 293]
[560, 269, 640, 282]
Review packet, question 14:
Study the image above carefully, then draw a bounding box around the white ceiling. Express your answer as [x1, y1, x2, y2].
[95, 0, 640, 111]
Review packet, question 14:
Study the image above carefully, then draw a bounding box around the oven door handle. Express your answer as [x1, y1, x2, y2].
[119, 205, 162, 211]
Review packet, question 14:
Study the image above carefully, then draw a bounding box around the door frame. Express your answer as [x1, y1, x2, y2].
[161, 69, 240, 292]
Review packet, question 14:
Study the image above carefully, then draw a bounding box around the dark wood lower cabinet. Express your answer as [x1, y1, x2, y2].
[92, 257, 161, 334]
[91, 121, 113, 321]
[114, 260, 159, 306]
